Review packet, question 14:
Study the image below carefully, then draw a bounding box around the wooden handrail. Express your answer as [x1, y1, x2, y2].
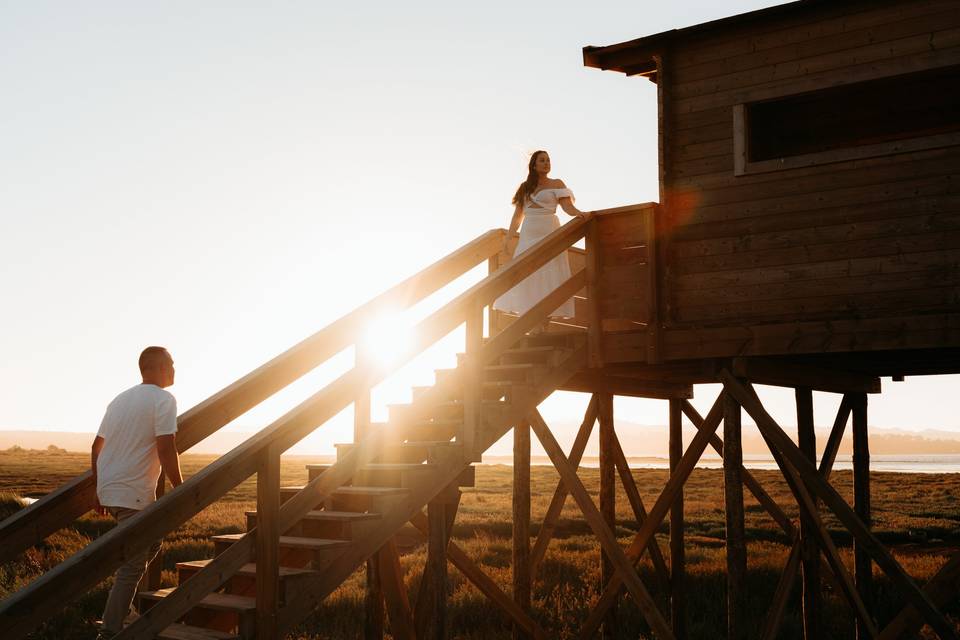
[0, 215, 592, 639]
[0, 228, 505, 566]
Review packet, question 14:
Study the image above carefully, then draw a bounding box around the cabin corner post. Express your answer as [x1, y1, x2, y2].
[598, 393, 617, 637]
[852, 392, 875, 639]
[723, 384, 747, 640]
[796, 386, 822, 640]
[585, 216, 604, 367]
[512, 419, 532, 640]
[256, 443, 281, 640]
[668, 398, 686, 639]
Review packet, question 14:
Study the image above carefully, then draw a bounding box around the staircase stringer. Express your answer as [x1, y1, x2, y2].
[275, 344, 588, 636]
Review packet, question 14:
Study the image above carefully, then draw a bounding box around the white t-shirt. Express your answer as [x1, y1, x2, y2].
[96, 384, 178, 510]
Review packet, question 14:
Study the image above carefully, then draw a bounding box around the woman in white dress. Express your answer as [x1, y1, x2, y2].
[493, 150, 586, 327]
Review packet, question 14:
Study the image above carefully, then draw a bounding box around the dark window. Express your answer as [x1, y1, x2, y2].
[747, 65, 960, 162]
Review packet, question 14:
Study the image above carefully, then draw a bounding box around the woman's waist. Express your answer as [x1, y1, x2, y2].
[523, 208, 558, 217]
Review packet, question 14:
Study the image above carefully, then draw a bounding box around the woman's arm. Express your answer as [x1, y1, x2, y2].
[555, 180, 585, 218]
[504, 202, 524, 254]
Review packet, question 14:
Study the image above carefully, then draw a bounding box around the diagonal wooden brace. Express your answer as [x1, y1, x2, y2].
[528, 410, 675, 640]
[719, 371, 959, 640]
[578, 392, 726, 640]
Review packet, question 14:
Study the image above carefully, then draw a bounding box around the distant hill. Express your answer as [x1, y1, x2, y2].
[3, 424, 960, 456]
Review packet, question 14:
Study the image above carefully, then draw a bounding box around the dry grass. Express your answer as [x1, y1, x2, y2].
[1, 449, 958, 638]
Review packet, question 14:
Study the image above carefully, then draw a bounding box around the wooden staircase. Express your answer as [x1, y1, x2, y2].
[0, 213, 601, 640]
[134, 333, 585, 639]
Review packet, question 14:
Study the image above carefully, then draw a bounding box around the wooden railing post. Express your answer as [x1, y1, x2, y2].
[585, 217, 604, 368]
[462, 304, 483, 461]
[256, 444, 281, 640]
[355, 346, 385, 639]
[488, 250, 503, 338]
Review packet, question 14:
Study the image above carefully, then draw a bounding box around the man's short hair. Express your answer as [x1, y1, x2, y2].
[139, 346, 170, 375]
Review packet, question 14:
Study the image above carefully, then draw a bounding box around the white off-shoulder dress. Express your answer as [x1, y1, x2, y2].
[493, 188, 576, 318]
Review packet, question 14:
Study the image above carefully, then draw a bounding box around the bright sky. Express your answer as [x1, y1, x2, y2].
[2, 1, 958, 457]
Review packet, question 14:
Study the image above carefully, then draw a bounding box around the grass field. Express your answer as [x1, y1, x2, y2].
[1, 448, 958, 639]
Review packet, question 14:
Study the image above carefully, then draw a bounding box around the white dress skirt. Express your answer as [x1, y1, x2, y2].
[493, 188, 576, 318]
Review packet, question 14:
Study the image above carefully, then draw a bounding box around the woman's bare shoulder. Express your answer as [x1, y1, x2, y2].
[549, 178, 567, 188]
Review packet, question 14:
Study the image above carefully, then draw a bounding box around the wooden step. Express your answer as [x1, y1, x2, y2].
[212, 533, 351, 552]
[354, 463, 438, 489]
[176, 561, 315, 603]
[139, 589, 256, 639]
[211, 533, 351, 570]
[482, 363, 545, 382]
[246, 507, 381, 538]
[335, 440, 459, 464]
[413, 380, 520, 401]
[157, 623, 239, 640]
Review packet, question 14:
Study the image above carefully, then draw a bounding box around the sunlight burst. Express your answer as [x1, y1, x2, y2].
[360, 311, 415, 369]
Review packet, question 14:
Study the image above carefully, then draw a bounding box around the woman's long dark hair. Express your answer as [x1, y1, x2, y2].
[512, 150, 547, 207]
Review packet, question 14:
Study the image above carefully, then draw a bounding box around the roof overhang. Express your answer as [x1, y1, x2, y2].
[583, 0, 842, 80]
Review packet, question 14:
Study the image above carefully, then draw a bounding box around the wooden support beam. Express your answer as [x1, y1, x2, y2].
[598, 394, 617, 639]
[528, 410, 675, 640]
[364, 557, 385, 640]
[530, 396, 599, 578]
[796, 387, 821, 640]
[413, 492, 461, 640]
[877, 551, 960, 640]
[723, 389, 747, 640]
[680, 401, 795, 538]
[761, 394, 851, 640]
[378, 539, 416, 640]
[560, 373, 693, 399]
[610, 433, 671, 592]
[719, 372, 958, 640]
[732, 358, 881, 394]
[409, 512, 547, 640]
[758, 408, 878, 638]
[425, 499, 448, 640]
[668, 399, 686, 640]
[579, 393, 725, 640]
[255, 446, 281, 640]
[852, 392, 875, 640]
[513, 420, 531, 640]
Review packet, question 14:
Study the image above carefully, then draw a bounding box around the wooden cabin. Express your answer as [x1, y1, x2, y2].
[583, 0, 960, 370]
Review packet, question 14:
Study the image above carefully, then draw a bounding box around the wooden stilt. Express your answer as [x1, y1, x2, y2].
[723, 389, 747, 640]
[668, 399, 686, 640]
[425, 499, 448, 640]
[720, 372, 957, 640]
[598, 393, 617, 638]
[365, 561, 386, 640]
[256, 445, 281, 640]
[796, 387, 821, 640]
[851, 392, 875, 640]
[379, 538, 416, 640]
[530, 395, 599, 577]
[761, 395, 851, 640]
[513, 420, 531, 640]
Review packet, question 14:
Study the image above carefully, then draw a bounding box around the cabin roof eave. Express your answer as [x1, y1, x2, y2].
[582, 0, 850, 77]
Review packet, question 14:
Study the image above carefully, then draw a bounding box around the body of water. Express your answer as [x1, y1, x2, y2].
[481, 454, 960, 474]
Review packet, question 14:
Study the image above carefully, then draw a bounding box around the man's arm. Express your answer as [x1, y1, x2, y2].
[156, 434, 183, 488]
[90, 436, 106, 515]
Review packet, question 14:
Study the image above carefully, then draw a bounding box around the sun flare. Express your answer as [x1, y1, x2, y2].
[360, 312, 415, 368]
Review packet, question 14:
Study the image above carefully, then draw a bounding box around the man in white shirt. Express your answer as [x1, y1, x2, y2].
[91, 346, 183, 639]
